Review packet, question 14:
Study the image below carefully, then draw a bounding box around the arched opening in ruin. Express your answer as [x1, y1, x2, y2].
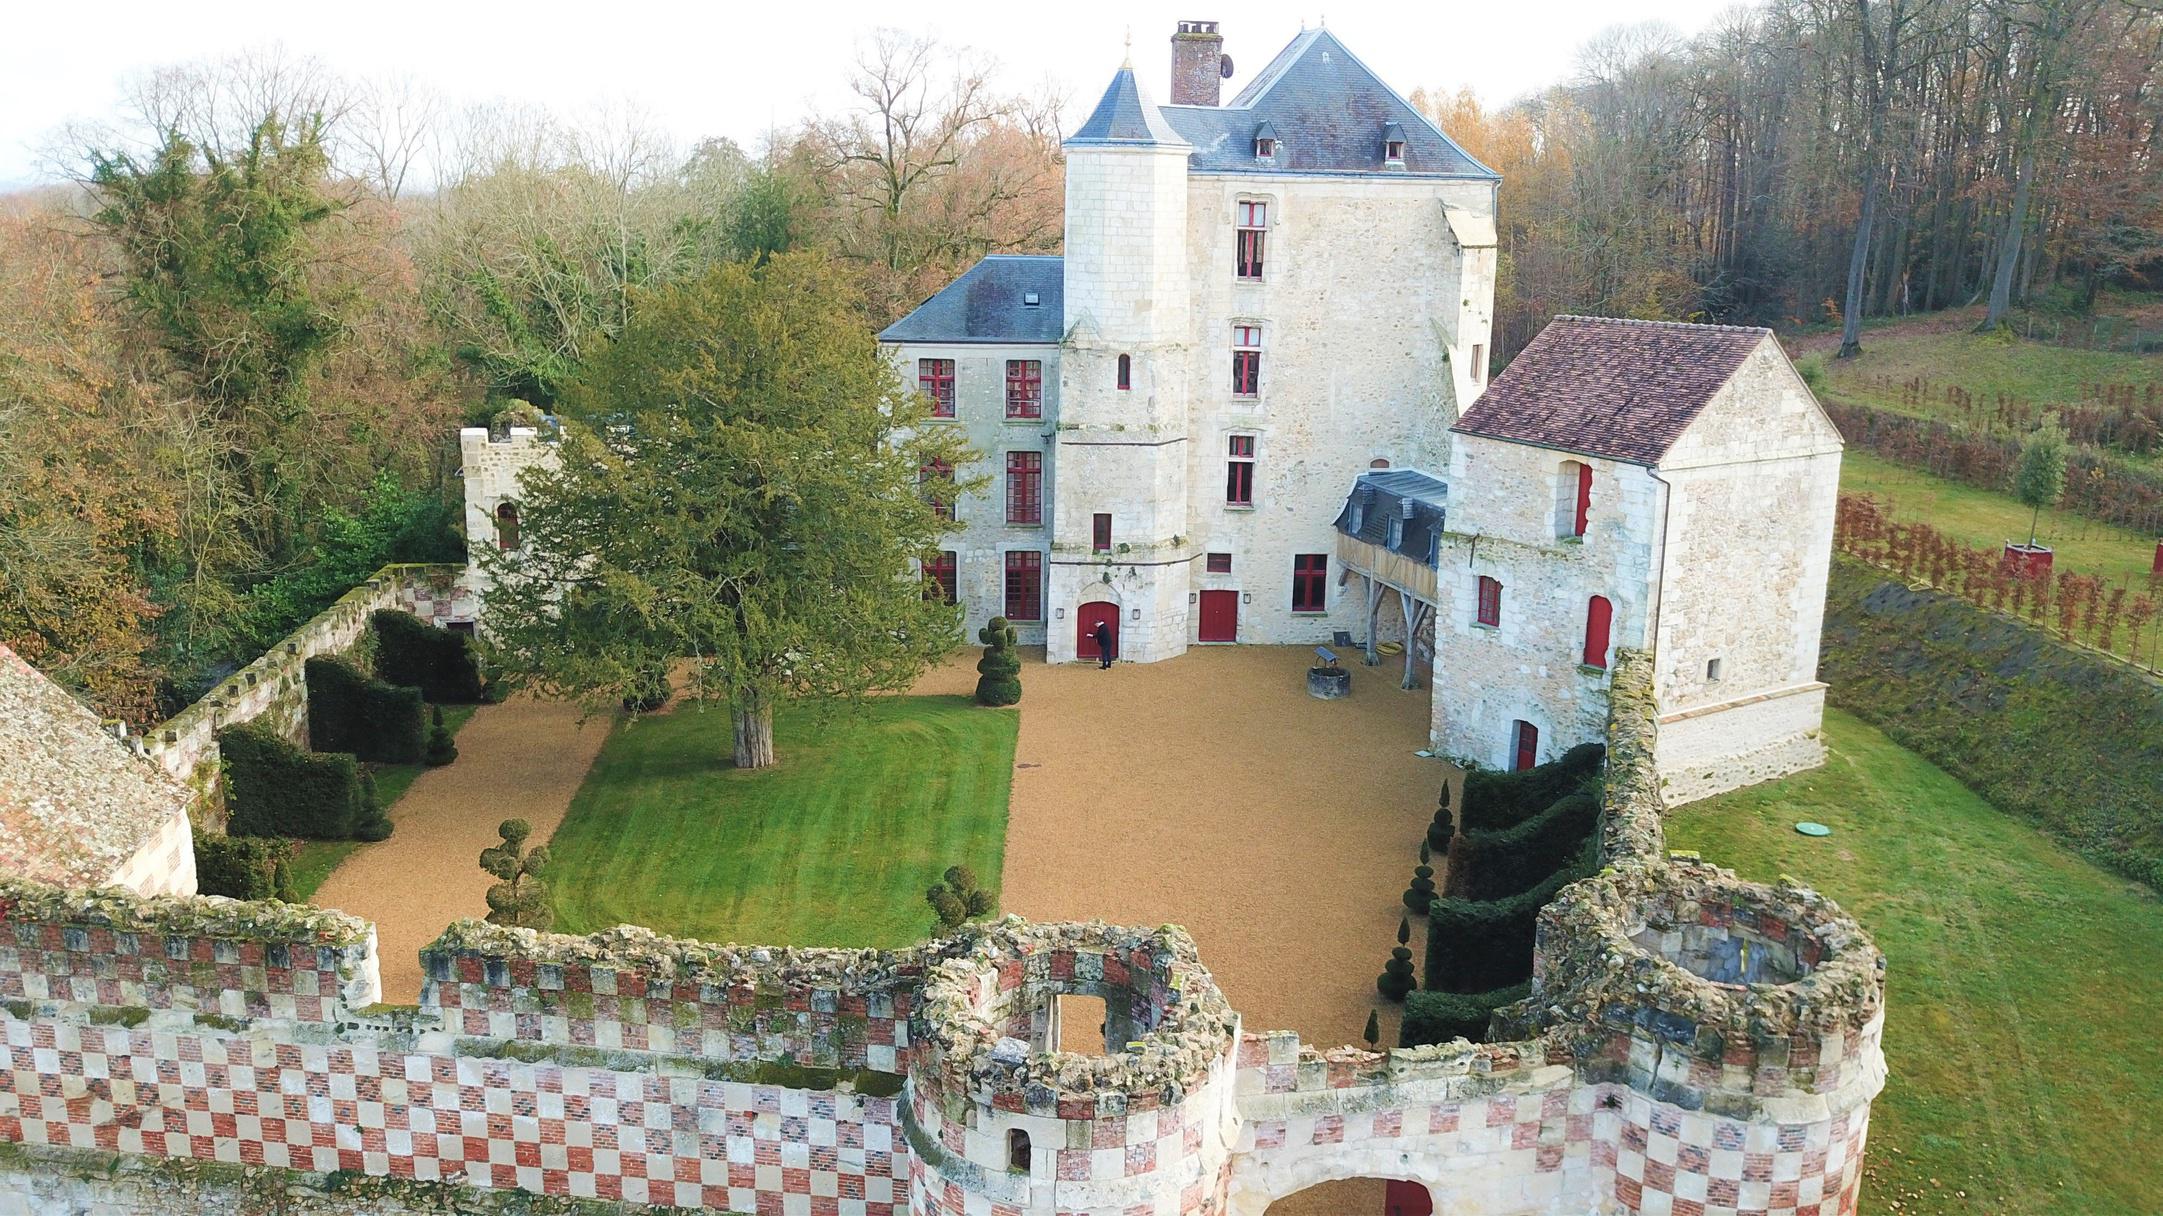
[1007, 1128, 1032, 1173]
[1265, 1178, 1432, 1216]
[495, 501, 522, 550]
[1053, 992, 1112, 1053]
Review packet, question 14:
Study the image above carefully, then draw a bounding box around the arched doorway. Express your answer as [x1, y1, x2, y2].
[1077, 601, 1119, 662]
[1264, 1178, 1430, 1216]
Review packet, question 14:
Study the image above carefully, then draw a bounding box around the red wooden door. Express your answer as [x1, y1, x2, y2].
[1077, 602, 1119, 661]
[1513, 720, 1539, 771]
[1198, 590, 1238, 642]
[1383, 1179, 1434, 1216]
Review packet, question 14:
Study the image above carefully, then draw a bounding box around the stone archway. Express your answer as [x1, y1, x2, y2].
[1227, 1147, 1449, 1216]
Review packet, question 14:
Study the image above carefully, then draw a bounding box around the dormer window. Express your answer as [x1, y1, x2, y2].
[1382, 122, 1407, 166]
[1022, 292, 1041, 307]
[1256, 137, 1276, 158]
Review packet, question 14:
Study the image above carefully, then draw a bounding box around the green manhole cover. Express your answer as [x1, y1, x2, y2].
[1795, 821, 1832, 837]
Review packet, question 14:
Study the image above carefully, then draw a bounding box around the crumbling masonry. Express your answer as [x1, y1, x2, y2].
[0, 650, 1883, 1215]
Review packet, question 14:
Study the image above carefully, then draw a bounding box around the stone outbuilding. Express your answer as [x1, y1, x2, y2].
[0, 644, 196, 896]
[1420, 315, 1843, 800]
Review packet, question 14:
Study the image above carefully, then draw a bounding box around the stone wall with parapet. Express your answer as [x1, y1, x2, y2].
[140, 564, 470, 817]
[1, 648, 1887, 1216]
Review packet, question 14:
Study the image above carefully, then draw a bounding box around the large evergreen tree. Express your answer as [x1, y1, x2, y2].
[479, 252, 975, 767]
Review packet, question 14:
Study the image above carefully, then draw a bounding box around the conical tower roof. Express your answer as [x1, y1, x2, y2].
[1066, 63, 1188, 147]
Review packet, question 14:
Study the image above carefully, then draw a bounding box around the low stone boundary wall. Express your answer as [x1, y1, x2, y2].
[141, 564, 469, 814]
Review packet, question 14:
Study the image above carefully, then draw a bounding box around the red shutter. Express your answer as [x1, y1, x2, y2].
[1477, 577, 1502, 626]
[1514, 721, 1539, 771]
[1583, 595, 1612, 669]
[1574, 463, 1593, 537]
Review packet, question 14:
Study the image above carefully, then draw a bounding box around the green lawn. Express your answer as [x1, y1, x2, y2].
[1817, 330, 2163, 425]
[1840, 451, 2159, 589]
[544, 695, 1018, 946]
[287, 704, 478, 901]
[1669, 711, 2163, 1215]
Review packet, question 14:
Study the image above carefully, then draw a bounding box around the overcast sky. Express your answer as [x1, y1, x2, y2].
[2, 0, 1740, 190]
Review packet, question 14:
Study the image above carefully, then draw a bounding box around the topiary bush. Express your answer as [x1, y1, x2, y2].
[1424, 836, 1597, 994]
[1427, 782, 1456, 854]
[424, 705, 459, 766]
[193, 833, 294, 901]
[1456, 792, 1601, 901]
[1460, 742, 1604, 831]
[353, 770, 392, 842]
[1402, 864, 1437, 912]
[481, 819, 552, 929]
[306, 655, 424, 764]
[974, 617, 1022, 706]
[1399, 982, 1531, 1047]
[1376, 946, 1417, 1001]
[220, 723, 373, 840]
[373, 609, 487, 703]
[926, 864, 996, 927]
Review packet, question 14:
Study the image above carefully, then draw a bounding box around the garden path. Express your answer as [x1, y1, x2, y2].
[310, 695, 611, 1001]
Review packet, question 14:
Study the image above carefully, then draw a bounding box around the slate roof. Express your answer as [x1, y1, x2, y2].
[1159, 29, 1496, 178]
[1068, 64, 1189, 146]
[1333, 468, 1450, 568]
[1451, 316, 1774, 466]
[877, 256, 1065, 345]
[0, 643, 190, 889]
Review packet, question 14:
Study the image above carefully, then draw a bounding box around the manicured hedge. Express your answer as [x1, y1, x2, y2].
[306, 655, 424, 764]
[1457, 792, 1601, 901]
[1460, 742, 1604, 831]
[1400, 982, 1531, 1047]
[193, 833, 293, 900]
[373, 609, 487, 703]
[220, 723, 382, 840]
[1425, 835, 1598, 994]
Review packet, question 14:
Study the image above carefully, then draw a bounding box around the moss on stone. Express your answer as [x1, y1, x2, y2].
[87, 1005, 151, 1028]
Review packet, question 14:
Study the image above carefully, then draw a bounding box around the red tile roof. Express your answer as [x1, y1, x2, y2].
[1452, 316, 1773, 465]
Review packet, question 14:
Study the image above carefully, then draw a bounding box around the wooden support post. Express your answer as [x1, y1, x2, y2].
[1364, 575, 1381, 666]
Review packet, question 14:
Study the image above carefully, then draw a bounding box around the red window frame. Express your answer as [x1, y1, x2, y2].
[924, 550, 957, 604]
[918, 358, 955, 418]
[1583, 595, 1613, 670]
[1004, 550, 1043, 621]
[1477, 576, 1502, 627]
[1573, 462, 1593, 537]
[1226, 435, 1256, 505]
[1206, 552, 1233, 574]
[1005, 359, 1042, 419]
[920, 458, 954, 520]
[1232, 325, 1262, 397]
[1236, 201, 1266, 279]
[1092, 513, 1112, 553]
[1292, 554, 1328, 613]
[1005, 451, 1043, 524]
[1116, 353, 1131, 391]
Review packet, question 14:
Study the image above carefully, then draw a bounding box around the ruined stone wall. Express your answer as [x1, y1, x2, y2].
[141, 565, 468, 817]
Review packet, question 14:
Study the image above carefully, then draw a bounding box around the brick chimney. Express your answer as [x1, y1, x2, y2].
[1170, 21, 1227, 107]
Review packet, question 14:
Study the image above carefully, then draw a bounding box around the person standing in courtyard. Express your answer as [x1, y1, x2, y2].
[1093, 620, 1113, 669]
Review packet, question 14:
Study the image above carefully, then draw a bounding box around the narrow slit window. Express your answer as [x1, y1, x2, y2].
[1092, 513, 1112, 553]
[495, 502, 521, 551]
[1116, 353, 1131, 391]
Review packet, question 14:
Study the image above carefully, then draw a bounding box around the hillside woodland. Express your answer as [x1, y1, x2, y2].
[4, 2, 2159, 719]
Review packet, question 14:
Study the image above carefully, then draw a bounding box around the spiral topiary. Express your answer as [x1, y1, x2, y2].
[974, 617, 1022, 706]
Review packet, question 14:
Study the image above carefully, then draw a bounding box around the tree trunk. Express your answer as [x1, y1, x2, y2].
[733, 690, 776, 769]
[1981, 147, 2036, 329]
[1838, 179, 1877, 359]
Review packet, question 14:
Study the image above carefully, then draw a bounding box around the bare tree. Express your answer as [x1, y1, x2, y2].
[345, 74, 442, 201]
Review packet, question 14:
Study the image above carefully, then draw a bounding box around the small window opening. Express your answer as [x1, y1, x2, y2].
[1476, 576, 1502, 627]
[495, 502, 521, 551]
[1385, 139, 1406, 162]
[1022, 292, 1041, 307]
[1206, 552, 1233, 573]
[1471, 343, 1486, 383]
[1255, 137, 1276, 158]
[1370, 457, 1392, 469]
[1092, 513, 1112, 553]
[1007, 1128, 1032, 1172]
[1707, 657, 1724, 681]
[1117, 353, 1132, 391]
[1055, 993, 1112, 1054]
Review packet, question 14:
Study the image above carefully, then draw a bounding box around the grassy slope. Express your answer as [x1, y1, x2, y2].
[545, 695, 1018, 947]
[1668, 711, 2163, 1216]
[287, 704, 478, 901]
[1817, 330, 2163, 426]
[1839, 452, 2160, 589]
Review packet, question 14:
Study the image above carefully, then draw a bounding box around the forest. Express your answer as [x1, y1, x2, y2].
[2, 0, 2157, 724]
